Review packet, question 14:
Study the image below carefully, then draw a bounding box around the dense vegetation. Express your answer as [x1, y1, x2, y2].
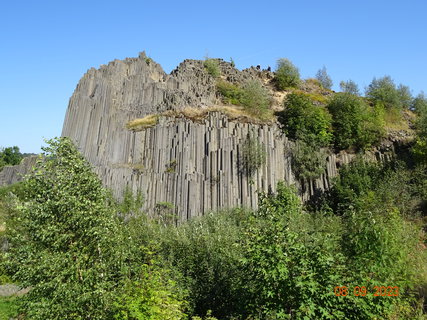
[0, 136, 425, 319]
[0, 57, 426, 319]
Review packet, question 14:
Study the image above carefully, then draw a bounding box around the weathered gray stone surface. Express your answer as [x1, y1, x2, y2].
[0, 53, 401, 220]
[0, 156, 38, 186]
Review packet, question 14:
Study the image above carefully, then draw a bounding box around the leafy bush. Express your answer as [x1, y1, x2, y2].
[239, 136, 266, 176]
[0, 146, 22, 171]
[274, 58, 300, 90]
[280, 92, 333, 147]
[365, 76, 412, 109]
[413, 98, 427, 164]
[158, 209, 250, 319]
[241, 179, 427, 319]
[5, 137, 122, 319]
[327, 93, 385, 150]
[241, 183, 349, 319]
[204, 59, 221, 78]
[291, 140, 328, 180]
[216, 80, 244, 105]
[339, 79, 360, 96]
[240, 80, 272, 120]
[315, 66, 333, 89]
[113, 264, 187, 320]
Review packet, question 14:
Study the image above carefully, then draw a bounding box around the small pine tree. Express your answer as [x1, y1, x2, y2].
[315, 66, 333, 90]
[339, 79, 360, 96]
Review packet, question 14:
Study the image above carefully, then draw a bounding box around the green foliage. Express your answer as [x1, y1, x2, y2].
[230, 57, 235, 68]
[365, 76, 412, 109]
[242, 183, 349, 319]
[413, 98, 427, 163]
[216, 80, 244, 105]
[280, 92, 333, 147]
[412, 92, 427, 113]
[315, 66, 333, 90]
[158, 209, 250, 319]
[274, 58, 300, 90]
[216, 79, 272, 120]
[397, 84, 413, 108]
[240, 80, 272, 120]
[291, 140, 328, 180]
[155, 201, 176, 226]
[0, 296, 20, 319]
[204, 58, 221, 78]
[0, 146, 23, 171]
[327, 93, 385, 150]
[339, 79, 360, 96]
[239, 136, 266, 176]
[5, 137, 122, 319]
[113, 264, 187, 320]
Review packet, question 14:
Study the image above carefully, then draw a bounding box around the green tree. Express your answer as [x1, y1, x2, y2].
[339, 79, 360, 96]
[397, 84, 413, 109]
[0, 146, 23, 170]
[365, 76, 401, 109]
[5, 137, 122, 319]
[274, 58, 300, 90]
[315, 66, 333, 90]
[280, 92, 333, 147]
[239, 136, 266, 176]
[327, 93, 384, 150]
[240, 80, 272, 120]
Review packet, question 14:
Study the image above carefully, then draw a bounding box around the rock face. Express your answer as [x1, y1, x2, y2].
[0, 156, 38, 186]
[0, 53, 400, 220]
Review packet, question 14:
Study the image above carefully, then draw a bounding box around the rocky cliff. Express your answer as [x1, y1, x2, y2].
[0, 53, 401, 220]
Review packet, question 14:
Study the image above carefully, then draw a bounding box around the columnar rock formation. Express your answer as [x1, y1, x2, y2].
[0, 52, 399, 220]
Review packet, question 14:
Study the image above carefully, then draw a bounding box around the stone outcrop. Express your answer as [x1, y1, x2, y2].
[0, 53, 403, 220]
[0, 156, 38, 186]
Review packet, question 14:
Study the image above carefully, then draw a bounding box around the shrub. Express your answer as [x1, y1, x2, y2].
[274, 58, 300, 90]
[113, 264, 187, 320]
[239, 136, 266, 176]
[5, 137, 121, 319]
[159, 209, 250, 319]
[327, 93, 384, 150]
[216, 80, 244, 105]
[0, 146, 22, 171]
[339, 79, 360, 96]
[240, 80, 272, 120]
[315, 66, 333, 90]
[280, 92, 333, 147]
[291, 140, 328, 180]
[365, 76, 411, 109]
[204, 59, 221, 78]
[242, 183, 349, 319]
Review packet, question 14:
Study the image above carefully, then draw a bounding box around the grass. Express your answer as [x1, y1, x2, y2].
[291, 89, 330, 105]
[126, 114, 159, 130]
[126, 106, 275, 132]
[0, 296, 19, 319]
[383, 107, 409, 131]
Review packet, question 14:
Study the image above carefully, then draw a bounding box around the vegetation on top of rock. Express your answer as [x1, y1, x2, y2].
[0, 147, 22, 171]
[339, 79, 360, 96]
[365, 75, 412, 109]
[315, 66, 333, 90]
[327, 93, 385, 150]
[203, 58, 221, 78]
[274, 58, 300, 90]
[279, 92, 333, 147]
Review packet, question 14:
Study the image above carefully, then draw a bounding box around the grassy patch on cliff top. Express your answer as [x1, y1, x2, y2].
[126, 106, 275, 131]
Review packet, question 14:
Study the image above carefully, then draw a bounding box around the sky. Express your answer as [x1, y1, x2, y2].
[1, 0, 426, 153]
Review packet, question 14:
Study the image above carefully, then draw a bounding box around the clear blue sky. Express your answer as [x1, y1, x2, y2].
[1, 0, 426, 153]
